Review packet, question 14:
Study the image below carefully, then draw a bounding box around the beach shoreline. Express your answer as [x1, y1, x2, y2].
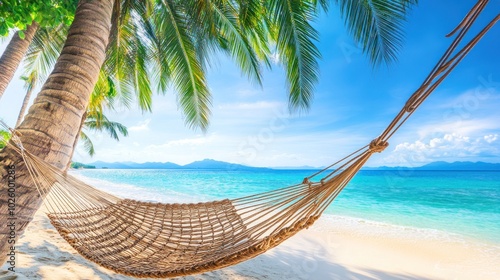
[1, 206, 498, 280]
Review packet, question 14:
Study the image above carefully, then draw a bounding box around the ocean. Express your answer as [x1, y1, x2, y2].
[72, 169, 500, 244]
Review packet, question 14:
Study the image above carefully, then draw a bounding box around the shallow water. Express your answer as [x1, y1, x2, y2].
[73, 169, 500, 244]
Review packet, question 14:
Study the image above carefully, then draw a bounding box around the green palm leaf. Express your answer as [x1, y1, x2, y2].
[143, 18, 171, 94]
[24, 24, 68, 85]
[154, 0, 212, 131]
[79, 131, 95, 156]
[211, 0, 263, 84]
[81, 111, 128, 156]
[335, 0, 418, 65]
[267, 0, 321, 111]
[183, 0, 264, 84]
[84, 118, 128, 141]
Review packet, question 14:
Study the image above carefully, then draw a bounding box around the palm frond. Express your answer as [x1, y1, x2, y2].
[142, 18, 171, 94]
[237, 0, 263, 29]
[181, 2, 220, 72]
[211, 0, 263, 85]
[104, 11, 136, 109]
[267, 0, 321, 111]
[154, 0, 212, 131]
[20, 74, 37, 91]
[23, 24, 68, 86]
[312, 0, 329, 12]
[335, 0, 418, 65]
[84, 113, 128, 141]
[134, 35, 153, 111]
[183, 0, 264, 85]
[79, 131, 95, 156]
[88, 73, 116, 121]
[245, 20, 272, 67]
[104, 7, 154, 112]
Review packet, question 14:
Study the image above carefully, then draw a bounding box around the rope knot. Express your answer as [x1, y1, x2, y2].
[404, 104, 415, 113]
[369, 138, 389, 153]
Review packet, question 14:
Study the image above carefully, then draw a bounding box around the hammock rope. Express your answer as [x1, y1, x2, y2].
[1, 1, 498, 278]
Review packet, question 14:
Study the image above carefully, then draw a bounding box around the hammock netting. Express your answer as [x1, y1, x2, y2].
[1, 0, 498, 278]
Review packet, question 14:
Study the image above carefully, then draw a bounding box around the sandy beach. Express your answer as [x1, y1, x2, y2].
[1, 207, 498, 280]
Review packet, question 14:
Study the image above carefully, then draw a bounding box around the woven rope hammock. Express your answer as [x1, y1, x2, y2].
[1, 1, 498, 278]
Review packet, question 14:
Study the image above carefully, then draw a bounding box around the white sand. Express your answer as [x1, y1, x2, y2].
[1, 209, 499, 280]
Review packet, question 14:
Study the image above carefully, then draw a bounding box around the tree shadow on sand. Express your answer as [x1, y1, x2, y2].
[1, 214, 432, 280]
[1, 237, 433, 280]
[178, 235, 433, 280]
[0, 239, 130, 280]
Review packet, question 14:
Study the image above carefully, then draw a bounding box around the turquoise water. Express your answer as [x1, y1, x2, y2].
[74, 169, 500, 244]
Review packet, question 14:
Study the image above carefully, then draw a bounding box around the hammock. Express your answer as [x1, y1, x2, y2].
[1, 1, 498, 278]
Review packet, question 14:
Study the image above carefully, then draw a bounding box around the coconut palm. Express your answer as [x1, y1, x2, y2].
[0, 0, 418, 263]
[0, 1, 77, 99]
[15, 24, 124, 152]
[17, 73, 128, 158]
[0, 23, 39, 99]
[80, 112, 129, 157]
[15, 75, 37, 127]
[0, 1, 114, 262]
[78, 74, 128, 158]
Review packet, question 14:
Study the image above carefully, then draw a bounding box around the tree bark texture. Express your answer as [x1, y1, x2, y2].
[0, 23, 39, 100]
[15, 81, 35, 127]
[0, 0, 114, 265]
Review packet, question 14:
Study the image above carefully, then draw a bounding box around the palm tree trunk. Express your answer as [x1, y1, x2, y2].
[0, 0, 114, 265]
[65, 111, 88, 170]
[0, 23, 39, 100]
[15, 79, 36, 127]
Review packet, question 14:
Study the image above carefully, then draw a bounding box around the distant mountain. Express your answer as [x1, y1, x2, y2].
[363, 161, 500, 171]
[89, 159, 268, 170]
[183, 159, 269, 170]
[91, 161, 133, 169]
[273, 165, 321, 170]
[87, 160, 500, 171]
[127, 162, 182, 169]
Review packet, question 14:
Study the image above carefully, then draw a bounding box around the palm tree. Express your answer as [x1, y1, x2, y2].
[80, 112, 129, 157]
[0, 0, 115, 262]
[15, 27, 128, 163]
[76, 75, 128, 159]
[0, 23, 38, 100]
[16, 73, 129, 157]
[15, 75, 37, 127]
[0, 0, 418, 263]
[15, 23, 69, 125]
[14, 23, 70, 126]
[13, 0, 271, 168]
[0, 1, 77, 100]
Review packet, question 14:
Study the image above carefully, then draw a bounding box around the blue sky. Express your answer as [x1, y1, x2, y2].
[1, 1, 499, 167]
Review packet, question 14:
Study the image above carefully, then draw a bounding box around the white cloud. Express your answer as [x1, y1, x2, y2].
[384, 133, 499, 165]
[129, 119, 151, 132]
[414, 118, 500, 139]
[484, 134, 498, 143]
